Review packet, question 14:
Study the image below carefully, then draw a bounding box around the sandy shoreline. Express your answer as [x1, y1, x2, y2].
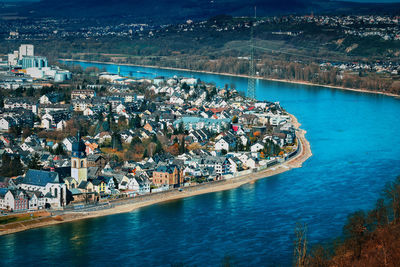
[61, 58, 400, 98]
[0, 115, 312, 236]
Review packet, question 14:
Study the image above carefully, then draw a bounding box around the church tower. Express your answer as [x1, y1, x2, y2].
[71, 133, 87, 184]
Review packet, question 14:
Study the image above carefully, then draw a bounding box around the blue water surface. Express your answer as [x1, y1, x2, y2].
[1, 61, 400, 266]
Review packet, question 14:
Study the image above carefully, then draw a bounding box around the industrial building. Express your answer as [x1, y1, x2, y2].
[6, 44, 71, 82]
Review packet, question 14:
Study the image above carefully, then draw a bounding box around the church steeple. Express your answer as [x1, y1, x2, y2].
[71, 132, 87, 183]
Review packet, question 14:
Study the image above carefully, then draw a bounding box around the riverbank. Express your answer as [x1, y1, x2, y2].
[0, 115, 311, 236]
[61, 59, 400, 98]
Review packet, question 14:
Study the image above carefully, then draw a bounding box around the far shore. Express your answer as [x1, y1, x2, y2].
[0, 114, 312, 236]
[60, 58, 400, 99]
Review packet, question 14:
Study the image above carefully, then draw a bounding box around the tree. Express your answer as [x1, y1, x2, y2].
[10, 156, 24, 176]
[0, 154, 11, 176]
[179, 137, 186, 154]
[178, 122, 184, 134]
[181, 82, 190, 92]
[111, 132, 123, 151]
[293, 223, 308, 267]
[232, 116, 238, 123]
[9, 126, 21, 137]
[55, 143, 66, 155]
[22, 127, 32, 139]
[367, 198, 389, 230]
[155, 140, 163, 155]
[117, 115, 127, 130]
[384, 176, 400, 223]
[130, 136, 142, 148]
[132, 114, 141, 128]
[28, 153, 42, 170]
[343, 211, 367, 259]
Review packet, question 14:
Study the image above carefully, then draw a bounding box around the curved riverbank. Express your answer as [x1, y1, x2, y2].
[61, 59, 400, 98]
[0, 115, 311, 236]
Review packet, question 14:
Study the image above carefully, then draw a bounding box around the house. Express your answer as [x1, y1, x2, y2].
[26, 191, 45, 210]
[0, 188, 12, 210]
[64, 177, 78, 190]
[72, 99, 92, 112]
[251, 142, 265, 152]
[83, 107, 94, 116]
[4, 98, 38, 114]
[71, 89, 95, 100]
[214, 134, 236, 152]
[143, 121, 158, 133]
[91, 179, 106, 195]
[188, 129, 210, 143]
[40, 92, 62, 104]
[63, 137, 77, 152]
[85, 141, 99, 155]
[0, 189, 28, 211]
[126, 175, 139, 191]
[77, 180, 94, 193]
[96, 132, 112, 144]
[173, 117, 231, 133]
[152, 164, 183, 187]
[245, 157, 257, 169]
[99, 176, 117, 194]
[136, 174, 151, 194]
[87, 154, 107, 168]
[228, 157, 242, 173]
[215, 138, 230, 151]
[0, 117, 18, 131]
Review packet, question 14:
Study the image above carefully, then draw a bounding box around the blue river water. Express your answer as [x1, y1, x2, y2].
[1, 61, 400, 266]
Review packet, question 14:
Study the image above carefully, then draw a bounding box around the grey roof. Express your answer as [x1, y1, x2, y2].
[78, 181, 89, 189]
[0, 188, 9, 198]
[91, 179, 104, 186]
[88, 167, 99, 179]
[23, 169, 61, 187]
[69, 188, 82, 195]
[87, 154, 103, 162]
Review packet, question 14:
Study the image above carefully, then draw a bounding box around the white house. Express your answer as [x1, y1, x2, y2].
[27, 192, 46, 210]
[251, 142, 264, 152]
[0, 189, 29, 211]
[0, 189, 14, 210]
[245, 158, 257, 169]
[40, 95, 51, 104]
[215, 138, 230, 151]
[127, 176, 140, 191]
[0, 117, 16, 131]
[83, 107, 94, 116]
[56, 120, 66, 130]
[42, 118, 51, 129]
[63, 137, 76, 152]
[169, 96, 184, 105]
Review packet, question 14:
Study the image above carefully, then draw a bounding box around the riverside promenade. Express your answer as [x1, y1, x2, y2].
[0, 115, 311, 236]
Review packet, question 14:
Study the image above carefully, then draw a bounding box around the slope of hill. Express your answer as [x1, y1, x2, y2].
[3, 0, 400, 24]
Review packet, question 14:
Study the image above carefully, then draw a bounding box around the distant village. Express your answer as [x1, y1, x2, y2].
[0, 63, 299, 212]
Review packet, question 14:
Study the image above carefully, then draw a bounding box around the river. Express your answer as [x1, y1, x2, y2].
[1, 61, 400, 266]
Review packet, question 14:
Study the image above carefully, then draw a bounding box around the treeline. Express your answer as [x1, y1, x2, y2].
[294, 175, 400, 267]
[100, 55, 400, 95]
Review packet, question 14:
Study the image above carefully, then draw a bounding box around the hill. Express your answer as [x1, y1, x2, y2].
[5, 0, 400, 24]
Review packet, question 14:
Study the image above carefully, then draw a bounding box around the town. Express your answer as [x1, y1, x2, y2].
[0, 45, 299, 212]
